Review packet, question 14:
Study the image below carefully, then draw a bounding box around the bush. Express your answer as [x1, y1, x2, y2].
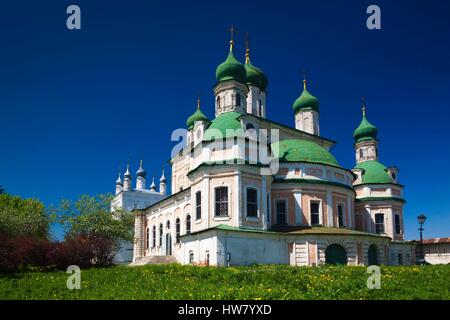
[0, 232, 115, 273]
[48, 234, 115, 269]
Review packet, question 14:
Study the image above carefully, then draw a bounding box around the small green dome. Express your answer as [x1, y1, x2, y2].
[271, 139, 340, 167]
[187, 103, 209, 130]
[244, 55, 268, 91]
[215, 43, 246, 84]
[354, 160, 393, 185]
[293, 80, 319, 113]
[353, 109, 378, 143]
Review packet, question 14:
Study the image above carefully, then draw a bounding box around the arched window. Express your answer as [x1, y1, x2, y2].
[246, 123, 255, 131]
[368, 245, 378, 265]
[325, 244, 347, 265]
[166, 220, 170, 230]
[146, 227, 149, 249]
[152, 226, 156, 248]
[216, 96, 221, 110]
[359, 149, 364, 159]
[159, 223, 163, 247]
[257, 99, 262, 116]
[176, 218, 180, 243]
[186, 215, 191, 234]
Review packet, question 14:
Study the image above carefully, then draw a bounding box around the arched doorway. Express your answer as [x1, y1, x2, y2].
[325, 244, 347, 265]
[368, 245, 378, 265]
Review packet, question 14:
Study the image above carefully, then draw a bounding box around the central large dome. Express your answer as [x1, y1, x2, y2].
[271, 139, 339, 167]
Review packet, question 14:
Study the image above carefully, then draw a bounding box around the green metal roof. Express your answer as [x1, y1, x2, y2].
[203, 111, 244, 141]
[353, 113, 378, 143]
[354, 160, 393, 185]
[293, 81, 319, 113]
[245, 61, 268, 91]
[215, 45, 246, 84]
[356, 196, 405, 203]
[271, 139, 340, 167]
[186, 107, 209, 130]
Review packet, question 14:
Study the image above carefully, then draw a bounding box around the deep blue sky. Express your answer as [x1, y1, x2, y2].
[1, 0, 449, 240]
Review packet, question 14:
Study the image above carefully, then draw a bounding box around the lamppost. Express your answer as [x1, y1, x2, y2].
[417, 214, 427, 262]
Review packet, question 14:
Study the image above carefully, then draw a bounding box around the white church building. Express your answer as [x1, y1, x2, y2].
[115, 36, 415, 267]
[111, 161, 166, 263]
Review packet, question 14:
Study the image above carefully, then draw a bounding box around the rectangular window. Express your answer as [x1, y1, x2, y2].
[310, 201, 320, 225]
[338, 204, 344, 227]
[215, 187, 228, 216]
[355, 214, 363, 231]
[195, 191, 202, 220]
[246, 188, 258, 217]
[275, 200, 287, 225]
[375, 213, 385, 234]
[236, 93, 241, 106]
[398, 253, 403, 265]
[394, 214, 401, 234]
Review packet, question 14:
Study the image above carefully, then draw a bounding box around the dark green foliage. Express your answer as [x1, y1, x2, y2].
[56, 194, 134, 249]
[0, 194, 49, 238]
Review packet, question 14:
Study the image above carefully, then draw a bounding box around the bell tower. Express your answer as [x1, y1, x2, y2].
[214, 26, 249, 116]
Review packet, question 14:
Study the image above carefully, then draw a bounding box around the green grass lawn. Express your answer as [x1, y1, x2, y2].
[0, 264, 449, 300]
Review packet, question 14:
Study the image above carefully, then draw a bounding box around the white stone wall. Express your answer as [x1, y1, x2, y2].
[181, 233, 218, 265]
[112, 189, 166, 263]
[423, 242, 450, 264]
[295, 110, 320, 135]
[216, 232, 288, 266]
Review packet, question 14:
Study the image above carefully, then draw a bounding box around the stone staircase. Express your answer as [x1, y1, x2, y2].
[129, 255, 178, 266]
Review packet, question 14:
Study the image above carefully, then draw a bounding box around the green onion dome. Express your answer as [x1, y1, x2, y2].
[271, 139, 340, 167]
[293, 80, 319, 113]
[244, 49, 268, 91]
[353, 160, 393, 184]
[215, 41, 247, 84]
[186, 99, 210, 130]
[353, 107, 378, 143]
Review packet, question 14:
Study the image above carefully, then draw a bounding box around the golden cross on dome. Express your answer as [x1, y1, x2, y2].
[302, 69, 308, 89]
[361, 97, 366, 116]
[228, 25, 237, 42]
[196, 92, 202, 109]
[245, 32, 250, 63]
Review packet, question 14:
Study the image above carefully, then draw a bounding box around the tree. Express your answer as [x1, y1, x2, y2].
[0, 194, 49, 238]
[0, 186, 5, 194]
[56, 194, 134, 249]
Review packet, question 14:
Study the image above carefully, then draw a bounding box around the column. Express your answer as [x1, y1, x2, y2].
[133, 213, 145, 261]
[326, 191, 333, 227]
[294, 190, 303, 225]
[262, 176, 268, 230]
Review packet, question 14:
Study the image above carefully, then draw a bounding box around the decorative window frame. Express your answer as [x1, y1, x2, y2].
[213, 185, 231, 221]
[309, 199, 323, 226]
